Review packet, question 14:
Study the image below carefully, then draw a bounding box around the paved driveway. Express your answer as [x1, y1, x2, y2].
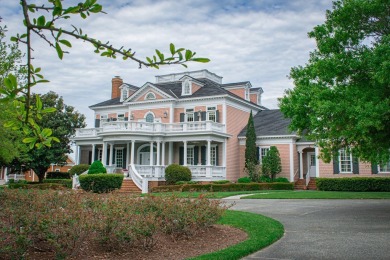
[228, 198, 390, 260]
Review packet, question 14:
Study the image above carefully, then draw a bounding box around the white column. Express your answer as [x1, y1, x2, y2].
[289, 143, 294, 182]
[150, 141, 154, 166]
[102, 142, 107, 165]
[161, 142, 166, 166]
[109, 143, 114, 166]
[169, 104, 174, 124]
[183, 141, 187, 166]
[126, 142, 130, 169]
[168, 142, 173, 164]
[91, 144, 96, 163]
[315, 146, 320, 177]
[156, 141, 161, 166]
[299, 151, 303, 179]
[131, 140, 135, 164]
[222, 141, 227, 167]
[207, 140, 211, 166]
[75, 145, 80, 165]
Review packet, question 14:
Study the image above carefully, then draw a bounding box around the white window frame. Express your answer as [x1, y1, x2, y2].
[187, 146, 195, 165]
[339, 148, 353, 173]
[210, 145, 217, 166]
[115, 147, 124, 168]
[185, 108, 194, 122]
[145, 92, 156, 100]
[97, 149, 103, 161]
[207, 106, 217, 122]
[100, 114, 108, 123]
[117, 113, 125, 121]
[182, 79, 191, 96]
[259, 146, 270, 165]
[145, 112, 155, 123]
[121, 88, 128, 102]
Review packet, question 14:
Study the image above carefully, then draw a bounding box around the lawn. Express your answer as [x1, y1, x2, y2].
[147, 190, 267, 198]
[242, 190, 390, 199]
[192, 210, 284, 260]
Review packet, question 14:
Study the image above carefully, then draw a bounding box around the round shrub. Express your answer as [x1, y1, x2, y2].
[165, 164, 191, 185]
[274, 177, 289, 183]
[237, 177, 251, 183]
[46, 171, 71, 179]
[88, 160, 107, 174]
[69, 164, 90, 175]
[259, 175, 271, 183]
[79, 174, 123, 193]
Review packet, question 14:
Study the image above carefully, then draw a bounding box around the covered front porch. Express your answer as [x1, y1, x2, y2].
[296, 143, 319, 189]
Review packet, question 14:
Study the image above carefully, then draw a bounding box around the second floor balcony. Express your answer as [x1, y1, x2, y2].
[75, 121, 226, 138]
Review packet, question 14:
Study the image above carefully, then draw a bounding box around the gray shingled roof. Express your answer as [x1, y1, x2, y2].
[239, 109, 295, 137]
[89, 97, 121, 108]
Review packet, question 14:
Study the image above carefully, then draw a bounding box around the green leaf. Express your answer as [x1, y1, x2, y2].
[41, 128, 53, 137]
[37, 15, 46, 27]
[178, 51, 183, 61]
[36, 95, 42, 110]
[55, 42, 64, 59]
[59, 39, 72, 47]
[181, 64, 188, 68]
[146, 57, 153, 64]
[4, 121, 15, 128]
[10, 36, 18, 42]
[52, 137, 60, 143]
[80, 12, 87, 19]
[191, 58, 210, 63]
[156, 49, 164, 61]
[23, 137, 36, 144]
[185, 50, 192, 60]
[170, 43, 175, 55]
[42, 107, 56, 113]
[89, 4, 102, 13]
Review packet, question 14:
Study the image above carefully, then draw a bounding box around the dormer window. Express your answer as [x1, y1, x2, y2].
[121, 88, 128, 102]
[182, 79, 191, 96]
[245, 88, 249, 101]
[145, 92, 156, 100]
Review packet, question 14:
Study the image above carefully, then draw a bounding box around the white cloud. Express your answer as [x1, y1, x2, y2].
[0, 0, 333, 127]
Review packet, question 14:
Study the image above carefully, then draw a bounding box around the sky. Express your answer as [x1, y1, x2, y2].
[1, 0, 334, 127]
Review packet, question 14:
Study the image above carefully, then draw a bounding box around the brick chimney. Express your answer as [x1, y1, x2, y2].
[111, 76, 123, 99]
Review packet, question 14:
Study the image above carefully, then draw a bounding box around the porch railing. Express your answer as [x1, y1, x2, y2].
[132, 165, 225, 180]
[129, 164, 148, 193]
[305, 170, 311, 186]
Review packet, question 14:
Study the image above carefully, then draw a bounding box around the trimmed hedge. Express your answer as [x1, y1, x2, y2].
[69, 164, 90, 175]
[165, 164, 191, 185]
[316, 177, 390, 192]
[46, 171, 71, 179]
[237, 177, 251, 183]
[8, 183, 66, 190]
[213, 180, 231, 184]
[151, 182, 294, 193]
[274, 177, 289, 183]
[79, 174, 123, 193]
[43, 179, 72, 188]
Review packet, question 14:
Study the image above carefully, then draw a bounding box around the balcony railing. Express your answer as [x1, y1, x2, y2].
[132, 165, 225, 180]
[75, 121, 225, 137]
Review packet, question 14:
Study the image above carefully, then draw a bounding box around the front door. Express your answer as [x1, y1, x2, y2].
[307, 152, 316, 177]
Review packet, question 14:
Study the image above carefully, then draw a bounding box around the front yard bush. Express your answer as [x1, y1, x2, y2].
[46, 171, 71, 179]
[69, 164, 90, 175]
[79, 174, 123, 193]
[238, 177, 252, 183]
[213, 180, 231, 184]
[151, 182, 294, 193]
[0, 189, 228, 259]
[8, 183, 66, 190]
[43, 179, 72, 188]
[165, 164, 191, 185]
[274, 177, 289, 183]
[316, 177, 390, 192]
[88, 160, 107, 174]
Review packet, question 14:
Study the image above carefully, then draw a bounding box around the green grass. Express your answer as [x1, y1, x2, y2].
[242, 190, 390, 199]
[190, 210, 284, 260]
[147, 190, 266, 198]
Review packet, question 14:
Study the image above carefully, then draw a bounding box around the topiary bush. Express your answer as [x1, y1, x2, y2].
[237, 177, 251, 183]
[79, 174, 123, 193]
[69, 164, 90, 175]
[46, 171, 71, 179]
[164, 164, 191, 185]
[88, 160, 107, 174]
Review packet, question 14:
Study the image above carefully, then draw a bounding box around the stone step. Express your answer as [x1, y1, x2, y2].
[119, 180, 141, 193]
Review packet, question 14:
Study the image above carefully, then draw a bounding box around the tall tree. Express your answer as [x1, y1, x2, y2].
[279, 0, 390, 163]
[245, 111, 258, 167]
[15, 91, 86, 182]
[262, 146, 281, 180]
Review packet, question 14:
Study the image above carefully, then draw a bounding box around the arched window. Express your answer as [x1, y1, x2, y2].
[145, 113, 154, 123]
[145, 92, 156, 100]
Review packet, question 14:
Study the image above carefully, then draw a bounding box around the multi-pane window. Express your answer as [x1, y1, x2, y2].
[145, 113, 154, 123]
[100, 115, 108, 123]
[121, 89, 128, 101]
[186, 108, 194, 122]
[183, 80, 191, 95]
[339, 148, 352, 173]
[145, 92, 156, 100]
[210, 146, 217, 166]
[379, 161, 390, 173]
[207, 106, 216, 122]
[187, 147, 194, 165]
[259, 147, 270, 164]
[97, 149, 102, 161]
[117, 114, 125, 121]
[115, 148, 124, 168]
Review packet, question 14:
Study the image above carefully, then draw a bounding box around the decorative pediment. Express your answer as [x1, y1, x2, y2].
[125, 82, 174, 102]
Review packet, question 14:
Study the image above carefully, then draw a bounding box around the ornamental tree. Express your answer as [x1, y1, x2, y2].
[245, 111, 258, 167]
[279, 0, 390, 163]
[262, 146, 281, 180]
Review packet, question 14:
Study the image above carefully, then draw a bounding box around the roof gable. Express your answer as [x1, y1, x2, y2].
[126, 82, 174, 102]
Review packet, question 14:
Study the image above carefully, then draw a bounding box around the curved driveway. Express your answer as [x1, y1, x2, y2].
[228, 198, 390, 260]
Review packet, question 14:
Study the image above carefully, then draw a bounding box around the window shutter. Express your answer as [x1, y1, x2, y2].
[216, 146, 219, 166]
[179, 147, 184, 165]
[95, 119, 100, 128]
[123, 148, 127, 168]
[194, 112, 199, 122]
[112, 118, 117, 121]
[256, 147, 260, 162]
[352, 156, 359, 174]
[201, 146, 206, 165]
[371, 163, 378, 174]
[180, 113, 185, 122]
[106, 148, 110, 165]
[333, 156, 339, 174]
[201, 112, 206, 121]
[194, 146, 199, 165]
[216, 110, 220, 122]
[124, 117, 128, 121]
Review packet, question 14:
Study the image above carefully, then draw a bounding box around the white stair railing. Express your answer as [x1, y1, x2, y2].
[305, 170, 311, 186]
[129, 164, 148, 193]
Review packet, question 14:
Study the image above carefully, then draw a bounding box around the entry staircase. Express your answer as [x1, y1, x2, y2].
[118, 179, 141, 193]
[294, 177, 317, 190]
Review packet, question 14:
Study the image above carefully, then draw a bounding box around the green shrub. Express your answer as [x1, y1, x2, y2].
[164, 164, 191, 185]
[259, 175, 271, 183]
[213, 180, 231, 184]
[79, 174, 123, 193]
[175, 180, 200, 185]
[69, 164, 90, 175]
[43, 179, 72, 188]
[237, 177, 252, 183]
[46, 171, 71, 179]
[316, 177, 390, 192]
[182, 184, 212, 192]
[151, 185, 184, 193]
[274, 177, 289, 183]
[88, 160, 107, 174]
[8, 183, 66, 190]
